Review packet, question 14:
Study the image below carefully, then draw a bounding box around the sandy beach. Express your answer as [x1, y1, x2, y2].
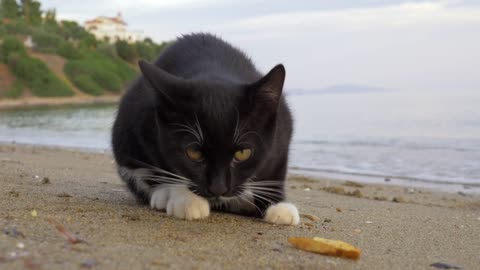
[0, 96, 120, 111]
[1, 144, 479, 269]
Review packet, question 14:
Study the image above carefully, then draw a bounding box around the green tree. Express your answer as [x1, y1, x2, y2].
[1, 0, 20, 19]
[21, 0, 42, 25]
[32, 30, 65, 53]
[44, 8, 56, 26]
[78, 33, 97, 49]
[60, 20, 84, 40]
[96, 42, 118, 58]
[135, 41, 156, 60]
[0, 36, 26, 62]
[8, 53, 74, 97]
[115, 40, 137, 62]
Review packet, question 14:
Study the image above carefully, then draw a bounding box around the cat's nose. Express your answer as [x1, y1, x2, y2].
[208, 183, 228, 196]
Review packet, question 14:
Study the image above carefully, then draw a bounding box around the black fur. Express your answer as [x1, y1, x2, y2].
[111, 33, 293, 217]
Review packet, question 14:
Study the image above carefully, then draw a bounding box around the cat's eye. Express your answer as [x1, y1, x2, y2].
[234, 148, 253, 162]
[185, 146, 204, 162]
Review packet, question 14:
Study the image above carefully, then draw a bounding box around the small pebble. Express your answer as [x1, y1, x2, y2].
[3, 227, 25, 238]
[365, 221, 373, 224]
[31, 209, 38, 217]
[392, 197, 407, 203]
[16, 242, 25, 249]
[7, 190, 19, 197]
[343, 181, 364, 188]
[301, 213, 320, 222]
[57, 192, 72, 198]
[34, 175, 40, 179]
[336, 208, 342, 212]
[303, 187, 311, 191]
[304, 222, 315, 228]
[81, 259, 98, 268]
[347, 189, 363, 198]
[41, 177, 50, 184]
[430, 262, 463, 269]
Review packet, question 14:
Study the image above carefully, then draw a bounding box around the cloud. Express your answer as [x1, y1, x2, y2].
[43, 0, 217, 23]
[218, 1, 480, 39]
[99, 0, 216, 10]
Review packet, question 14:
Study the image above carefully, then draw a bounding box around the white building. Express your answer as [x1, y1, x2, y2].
[84, 13, 143, 43]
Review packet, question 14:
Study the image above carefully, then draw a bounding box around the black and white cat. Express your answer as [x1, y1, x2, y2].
[112, 33, 299, 225]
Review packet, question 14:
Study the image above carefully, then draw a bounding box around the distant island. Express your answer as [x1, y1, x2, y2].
[0, 0, 168, 109]
[286, 84, 395, 96]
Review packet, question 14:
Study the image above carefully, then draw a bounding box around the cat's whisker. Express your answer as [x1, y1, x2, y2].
[245, 179, 281, 184]
[233, 108, 241, 143]
[243, 186, 283, 200]
[169, 123, 196, 131]
[126, 157, 191, 181]
[242, 187, 276, 207]
[157, 184, 192, 190]
[138, 172, 193, 183]
[237, 192, 262, 214]
[172, 128, 201, 142]
[142, 177, 195, 186]
[242, 188, 283, 198]
[233, 119, 251, 144]
[194, 114, 204, 141]
[243, 186, 283, 196]
[135, 172, 191, 182]
[236, 131, 264, 145]
[243, 182, 283, 187]
[145, 180, 195, 188]
[190, 189, 201, 195]
[248, 191, 283, 202]
[248, 191, 276, 205]
[171, 122, 203, 143]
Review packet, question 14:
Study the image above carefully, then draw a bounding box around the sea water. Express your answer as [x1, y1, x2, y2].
[1, 89, 479, 192]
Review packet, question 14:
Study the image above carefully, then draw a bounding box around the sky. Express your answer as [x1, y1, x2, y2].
[40, 0, 480, 92]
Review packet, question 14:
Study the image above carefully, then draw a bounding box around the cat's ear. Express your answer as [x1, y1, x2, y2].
[248, 64, 285, 112]
[138, 60, 189, 104]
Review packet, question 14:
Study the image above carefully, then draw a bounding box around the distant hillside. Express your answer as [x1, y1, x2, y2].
[0, 0, 168, 101]
[287, 84, 395, 96]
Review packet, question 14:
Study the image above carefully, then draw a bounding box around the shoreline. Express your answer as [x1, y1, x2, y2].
[1, 141, 478, 195]
[0, 144, 479, 269]
[0, 95, 120, 110]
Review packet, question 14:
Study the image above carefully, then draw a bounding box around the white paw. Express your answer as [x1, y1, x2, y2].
[264, 202, 300, 225]
[150, 187, 210, 220]
[150, 187, 169, 210]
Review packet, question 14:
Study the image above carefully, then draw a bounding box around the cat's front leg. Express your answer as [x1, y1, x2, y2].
[263, 202, 300, 225]
[150, 186, 210, 220]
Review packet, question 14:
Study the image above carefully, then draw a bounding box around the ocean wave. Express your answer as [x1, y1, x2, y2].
[292, 139, 476, 153]
[289, 166, 480, 187]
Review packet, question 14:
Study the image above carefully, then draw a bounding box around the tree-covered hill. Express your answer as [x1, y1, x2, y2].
[0, 0, 168, 98]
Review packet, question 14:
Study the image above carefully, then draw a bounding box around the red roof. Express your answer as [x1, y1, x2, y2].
[85, 14, 127, 26]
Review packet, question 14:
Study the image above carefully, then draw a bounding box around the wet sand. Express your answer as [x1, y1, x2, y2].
[1, 144, 479, 269]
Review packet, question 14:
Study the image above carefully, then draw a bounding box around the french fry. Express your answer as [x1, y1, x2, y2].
[288, 237, 361, 260]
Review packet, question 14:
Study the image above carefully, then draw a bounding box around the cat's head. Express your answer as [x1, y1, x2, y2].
[138, 60, 286, 199]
